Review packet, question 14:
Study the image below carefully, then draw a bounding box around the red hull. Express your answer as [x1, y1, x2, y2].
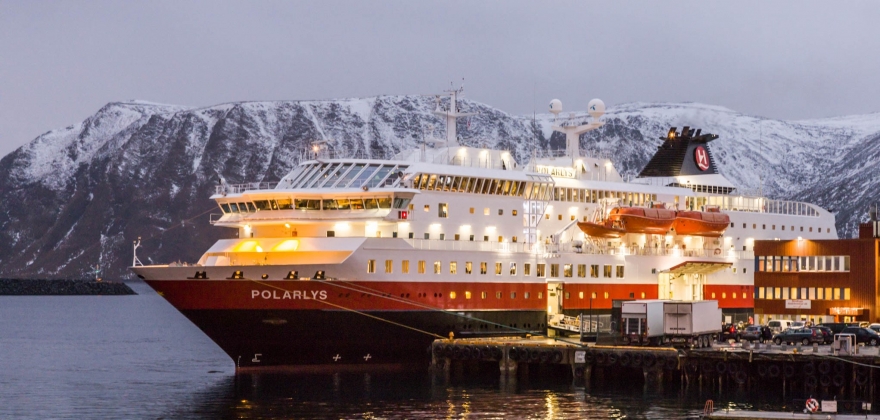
[608, 207, 676, 235]
[673, 210, 730, 237]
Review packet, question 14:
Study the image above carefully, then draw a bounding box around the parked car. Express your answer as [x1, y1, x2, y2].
[789, 321, 807, 330]
[741, 325, 773, 343]
[811, 326, 833, 344]
[836, 327, 880, 346]
[772, 328, 822, 345]
[767, 320, 791, 334]
[819, 322, 859, 335]
[868, 323, 880, 333]
[719, 323, 741, 342]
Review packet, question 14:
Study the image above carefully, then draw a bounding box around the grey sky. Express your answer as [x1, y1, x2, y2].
[2, 0, 879, 158]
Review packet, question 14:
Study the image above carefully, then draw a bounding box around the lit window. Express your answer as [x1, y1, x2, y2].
[591, 265, 599, 278]
[424, 204, 430, 212]
[481, 291, 487, 299]
[385, 260, 392, 273]
[539, 292, 543, 299]
[512, 210, 518, 216]
[616, 265, 625, 278]
[524, 263, 531, 276]
[578, 264, 586, 277]
[469, 207, 475, 214]
[564, 264, 573, 277]
[509, 263, 517, 276]
[510, 292, 516, 299]
[558, 214, 562, 220]
[603, 265, 612, 278]
[450, 261, 457, 274]
[465, 262, 472, 274]
[450, 291, 456, 299]
[402, 260, 409, 274]
[591, 292, 597, 299]
[484, 208, 490, 215]
[525, 292, 530, 299]
[565, 292, 570, 299]
[495, 263, 502, 275]
[512, 236, 517, 243]
[465, 291, 471, 299]
[537, 264, 546, 277]
[480, 262, 487, 275]
[454, 234, 460, 241]
[496, 292, 502, 299]
[434, 261, 441, 274]
[367, 259, 376, 273]
[641, 292, 645, 299]
[711, 293, 716, 298]
[579, 292, 584, 299]
[603, 292, 609, 299]
[438, 203, 448, 218]
[550, 264, 559, 277]
[722, 292, 727, 299]
[418, 261, 425, 274]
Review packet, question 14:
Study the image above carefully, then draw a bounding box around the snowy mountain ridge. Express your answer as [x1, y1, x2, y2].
[1, 95, 878, 279]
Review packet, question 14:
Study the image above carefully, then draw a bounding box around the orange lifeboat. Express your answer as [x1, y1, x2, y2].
[576, 220, 626, 238]
[607, 206, 676, 235]
[672, 206, 730, 237]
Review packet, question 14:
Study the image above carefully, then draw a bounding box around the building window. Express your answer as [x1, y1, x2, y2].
[590, 265, 599, 278]
[367, 259, 376, 273]
[537, 263, 546, 278]
[418, 260, 426, 274]
[564, 264, 573, 277]
[434, 261, 441, 274]
[524, 263, 531, 276]
[385, 260, 393, 273]
[550, 264, 559, 277]
[578, 264, 586, 277]
[450, 261, 457, 274]
[465, 262, 472, 274]
[495, 263, 502, 275]
[616, 265, 625, 278]
[603, 265, 612, 278]
[509, 263, 517, 276]
[402, 260, 409, 274]
[480, 262, 487, 275]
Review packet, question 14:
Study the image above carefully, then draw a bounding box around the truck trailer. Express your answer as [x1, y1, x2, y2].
[621, 300, 668, 346]
[663, 300, 722, 348]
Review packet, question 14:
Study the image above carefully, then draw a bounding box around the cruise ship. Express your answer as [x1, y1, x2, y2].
[131, 90, 837, 370]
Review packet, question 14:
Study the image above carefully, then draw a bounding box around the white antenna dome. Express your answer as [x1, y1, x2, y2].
[587, 98, 605, 119]
[549, 99, 562, 115]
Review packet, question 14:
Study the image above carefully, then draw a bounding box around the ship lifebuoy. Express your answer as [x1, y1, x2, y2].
[713, 248, 721, 255]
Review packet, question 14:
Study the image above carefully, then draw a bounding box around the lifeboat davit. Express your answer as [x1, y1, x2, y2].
[607, 206, 676, 235]
[576, 220, 626, 238]
[672, 206, 730, 237]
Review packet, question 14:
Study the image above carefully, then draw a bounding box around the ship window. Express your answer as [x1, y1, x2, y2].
[439, 203, 448, 218]
[221, 203, 231, 213]
[498, 209, 503, 215]
[722, 292, 727, 299]
[557, 214, 562, 220]
[470, 207, 475, 214]
[385, 260, 392, 273]
[603, 265, 612, 278]
[762, 224, 766, 229]
[537, 263, 546, 278]
[389, 197, 405, 209]
[591, 265, 599, 278]
[711, 293, 716, 299]
[591, 292, 597, 299]
[524, 263, 531, 276]
[497, 236, 503, 243]
[495, 263, 502, 275]
[326, 230, 335, 237]
[484, 207, 490, 215]
[454, 234, 460, 241]
[364, 198, 379, 209]
[253, 200, 271, 211]
[449, 291, 456, 299]
[439, 233, 445, 240]
[781, 225, 785, 230]
[275, 198, 293, 210]
[539, 292, 543, 299]
[579, 292, 584, 299]
[465, 262, 472, 274]
[483, 235, 488, 241]
[510, 292, 516, 299]
[480, 262, 487, 275]
[451, 177, 462, 191]
[245, 202, 255, 212]
[753, 224, 756, 229]
[616, 265, 625, 278]
[578, 264, 586, 277]
[402, 260, 409, 274]
[512, 209, 518, 216]
[510, 263, 516, 276]
[496, 292, 502, 299]
[545, 214, 549, 219]
[512, 236, 517, 243]
[229, 203, 240, 213]
[772, 225, 776, 230]
[604, 292, 609, 299]
[481, 291, 487, 299]
[469, 234, 475, 241]
[565, 292, 570, 299]
[434, 261, 441, 274]
[550, 264, 559, 277]
[450, 262, 457, 274]
[418, 261, 426, 274]
[317, 163, 348, 187]
[564, 264, 572, 278]
[571, 215, 575, 221]
[408, 232, 414, 239]
[367, 260, 376, 273]
[464, 291, 471, 299]
[322, 199, 338, 210]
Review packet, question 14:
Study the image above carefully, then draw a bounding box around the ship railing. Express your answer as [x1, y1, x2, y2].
[216, 182, 278, 195]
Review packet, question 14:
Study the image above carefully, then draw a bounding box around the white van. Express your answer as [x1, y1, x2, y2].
[767, 320, 791, 334]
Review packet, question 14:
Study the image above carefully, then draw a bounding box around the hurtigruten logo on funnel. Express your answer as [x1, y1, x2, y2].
[694, 146, 710, 171]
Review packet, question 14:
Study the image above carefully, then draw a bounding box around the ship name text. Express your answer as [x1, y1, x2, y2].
[251, 289, 328, 300]
[535, 165, 575, 178]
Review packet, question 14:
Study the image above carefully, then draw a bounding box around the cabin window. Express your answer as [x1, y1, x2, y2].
[450, 262, 457, 274]
[480, 262, 487, 275]
[438, 203, 448, 218]
[591, 292, 597, 299]
[524, 263, 531, 276]
[616, 265, 625, 278]
[510, 263, 517, 276]
[385, 260, 393, 273]
[498, 236, 503, 243]
[465, 262, 472, 274]
[578, 264, 586, 277]
[495, 263, 502, 275]
[418, 261, 426, 274]
[579, 292, 584, 299]
[424, 204, 430, 212]
[537, 264, 546, 278]
[439, 233, 445, 240]
[469, 235, 475, 241]
[550, 264, 559, 277]
[558, 214, 562, 220]
[449, 291, 456, 299]
[470, 207, 475, 214]
[433, 261, 441, 274]
[565, 292, 570, 299]
[496, 292, 502, 299]
[367, 260, 376, 273]
[454, 234, 460, 241]
[402, 260, 409, 274]
[564, 264, 573, 278]
[512, 236, 517, 243]
[512, 210, 518, 216]
[510, 292, 517, 299]
[498, 209, 503, 216]
[591, 265, 599, 278]
[484, 208, 490, 215]
[603, 265, 612, 278]
[481, 292, 487, 299]
[603, 292, 609, 299]
[424, 233, 430, 239]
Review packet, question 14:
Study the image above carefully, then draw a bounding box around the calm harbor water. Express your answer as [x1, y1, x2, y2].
[1, 281, 794, 419]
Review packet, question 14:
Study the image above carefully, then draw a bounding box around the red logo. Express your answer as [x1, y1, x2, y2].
[694, 146, 710, 171]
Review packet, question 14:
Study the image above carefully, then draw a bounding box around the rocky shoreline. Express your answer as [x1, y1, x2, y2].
[0, 279, 136, 295]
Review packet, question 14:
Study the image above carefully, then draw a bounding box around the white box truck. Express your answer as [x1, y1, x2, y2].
[621, 300, 667, 346]
[663, 300, 722, 348]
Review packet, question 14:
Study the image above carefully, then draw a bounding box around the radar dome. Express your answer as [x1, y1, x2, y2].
[549, 99, 562, 115]
[587, 98, 605, 119]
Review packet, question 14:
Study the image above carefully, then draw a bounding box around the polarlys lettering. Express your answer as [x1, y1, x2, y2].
[251, 289, 328, 300]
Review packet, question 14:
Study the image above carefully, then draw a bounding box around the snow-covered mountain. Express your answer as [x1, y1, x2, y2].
[1, 96, 878, 279]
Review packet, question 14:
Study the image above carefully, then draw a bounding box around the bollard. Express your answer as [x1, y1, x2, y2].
[813, 343, 819, 353]
[754, 342, 761, 350]
[742, 340, 750, 350]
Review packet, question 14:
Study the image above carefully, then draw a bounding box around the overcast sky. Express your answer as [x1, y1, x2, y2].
[1, 1, 879, 158]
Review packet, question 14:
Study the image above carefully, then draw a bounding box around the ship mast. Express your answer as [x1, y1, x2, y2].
[433, 84, 476, 148]
[550, 98, 605, 167]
